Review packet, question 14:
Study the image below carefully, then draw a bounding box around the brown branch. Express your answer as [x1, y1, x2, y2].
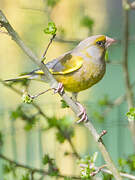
[0, 154, 80, 179]
[0, 10, 122, 180]
[122, 0, 135, 148]
[42, 34, 56, 59]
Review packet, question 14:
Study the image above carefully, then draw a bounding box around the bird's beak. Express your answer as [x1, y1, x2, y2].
[106, 36, 117, 48]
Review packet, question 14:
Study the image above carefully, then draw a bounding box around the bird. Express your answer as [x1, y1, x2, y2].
[5, 35, 116, 123]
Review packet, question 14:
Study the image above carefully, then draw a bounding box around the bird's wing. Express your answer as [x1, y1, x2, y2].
[34, 51, 83, 75]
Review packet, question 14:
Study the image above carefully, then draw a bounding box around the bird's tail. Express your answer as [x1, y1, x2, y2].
[5, 74, 37, 82]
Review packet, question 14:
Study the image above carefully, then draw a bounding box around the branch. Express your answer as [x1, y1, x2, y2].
[100, 168, 135, 180]
[0, 154, 80, 179]
[0, 10, 122, 180]
[122, 0, 135, 148]
[0, 79, 80, 159]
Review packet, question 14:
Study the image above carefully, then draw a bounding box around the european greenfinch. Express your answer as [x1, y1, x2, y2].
[5, 35, 116, 122]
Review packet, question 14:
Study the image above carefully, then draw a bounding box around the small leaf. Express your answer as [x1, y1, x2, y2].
[56, 131, 65, 143]
[61, 100, 69, 108]
[22, 93, 33, 104]
[127, 108, 135, 121]
[81, 16, 94, 31]
[21, 173, 30, 180]
[3, 164, 11, 174]
[47, 0, 60, 7]
[44, 22, 57, 35]
[42, 154, 51, 165]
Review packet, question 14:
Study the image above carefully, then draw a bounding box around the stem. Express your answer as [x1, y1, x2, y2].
[0, 154, 80, 179]
[42, 34, 56, 59]
[0, 10, 122, 180]
[122, 0, 135, 148]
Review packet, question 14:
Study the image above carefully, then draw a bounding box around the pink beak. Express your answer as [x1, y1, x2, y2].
[106, 36, 117, 48]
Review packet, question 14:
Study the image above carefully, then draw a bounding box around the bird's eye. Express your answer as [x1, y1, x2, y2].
[96, 40, 105, 47]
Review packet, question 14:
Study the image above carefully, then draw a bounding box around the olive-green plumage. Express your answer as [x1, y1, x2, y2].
[5, 35, 115, 94]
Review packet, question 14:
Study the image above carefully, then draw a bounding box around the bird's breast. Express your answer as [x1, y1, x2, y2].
[54, 60, 106, 92]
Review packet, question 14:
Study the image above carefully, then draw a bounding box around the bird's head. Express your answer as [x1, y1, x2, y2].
[76, 35, 116, 60]
[93, 35, 116, 49]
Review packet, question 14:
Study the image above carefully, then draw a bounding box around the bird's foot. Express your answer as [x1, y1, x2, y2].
[54, 82, 64, 95]
[76, 102, 88, 123]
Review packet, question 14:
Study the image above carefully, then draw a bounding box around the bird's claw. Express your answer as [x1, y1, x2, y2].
[54, 83, 64, 95]
[76, 102, 88, 123]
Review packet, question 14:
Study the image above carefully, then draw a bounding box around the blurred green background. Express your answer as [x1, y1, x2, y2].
[0, 0, 135, 179]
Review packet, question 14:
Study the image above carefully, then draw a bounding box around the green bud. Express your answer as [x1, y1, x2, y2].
[22, 93, 33, 104]
[44, 22, 57, 35]
[127, 108, 135, 121]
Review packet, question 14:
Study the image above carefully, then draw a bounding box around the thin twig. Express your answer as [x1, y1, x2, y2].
[90, 164, 107, 177]
[42, 34, 56, 60]
[31, 88, 52, 99]
[122, 0, 135, 148]
[0, 10, 122, 180]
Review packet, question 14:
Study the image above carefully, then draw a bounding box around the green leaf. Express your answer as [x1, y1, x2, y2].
[98, 94, 109, 106]
[61, 99, 69, 108]
[118, 158, 127, 167]
[80, 16, 94, 31]
[44, 22, 57, 35]
[3, 164, 11, 174]
[42, 154, 51, 165]
[127, 108, 135, 121]
[24, 123, 33, 131]
[92, 111, 104, 123]
[47, 0, 60, 7]
[21, 173, 30, 180]
[56, 131, 65, 143]
[22, 93, 33, 104]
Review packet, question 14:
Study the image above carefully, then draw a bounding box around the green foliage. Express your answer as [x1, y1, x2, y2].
[42, 154, 52, 165]
[127, 154, 135, 171]
[42, 154, 59, 176]
[47, 116, 74, 143]
[61, 100, 69, 108]
[118, 154, 135, 173]
[102, 173, 113, 180]
[22, 93, 33, 104]
[127, 108, 135, 121]
[92, 111, 104, 123]
[3, 163, 16, 177]
[10, 105, 38, 131]
[97, 95, 110, 107]
[44, 22, 57, 35]
[21, 173, 30, 180]
[78, 153, 98, 179]
[80, 16, 94, 32]
[46, 0, 60, 7]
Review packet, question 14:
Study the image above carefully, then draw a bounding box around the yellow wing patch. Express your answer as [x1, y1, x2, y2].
[51, 56, 83, 75]
[34, 55, 83, 75]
